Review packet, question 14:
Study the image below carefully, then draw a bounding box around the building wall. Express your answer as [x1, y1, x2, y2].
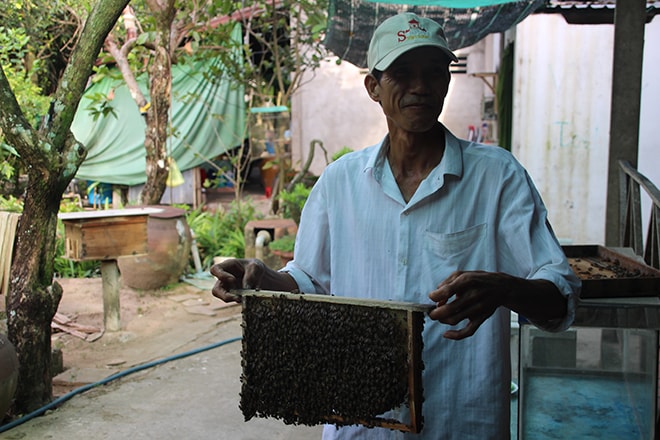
[513, 14, 660, 245]
[290, 58, 384, 176]
[638, 20, 660, 241]
[445, 38, 497, 143]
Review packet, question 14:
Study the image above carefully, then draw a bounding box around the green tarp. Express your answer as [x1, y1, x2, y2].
[72, 29, 245, 186]
[325, 0, 543, 68]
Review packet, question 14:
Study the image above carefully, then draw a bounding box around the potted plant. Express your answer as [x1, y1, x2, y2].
[268, 234, 296, 265]
[277, 182, 311, 225]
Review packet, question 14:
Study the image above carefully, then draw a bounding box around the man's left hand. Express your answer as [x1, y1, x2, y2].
[428, 271, 514, 340]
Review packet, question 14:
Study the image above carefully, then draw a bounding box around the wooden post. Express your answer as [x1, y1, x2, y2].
[101, 260, 121, 332]
[605, 0, 646, 246]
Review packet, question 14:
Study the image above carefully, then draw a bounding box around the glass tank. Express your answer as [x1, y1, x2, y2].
[518, 324, 657, 439]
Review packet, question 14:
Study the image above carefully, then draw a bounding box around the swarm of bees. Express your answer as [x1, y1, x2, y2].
[239, 291, 426, 432]
[568, 257, 644, 280]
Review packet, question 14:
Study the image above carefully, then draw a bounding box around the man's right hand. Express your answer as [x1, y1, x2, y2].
[210, 258, 298, 303]
[210, 259, 267, 303]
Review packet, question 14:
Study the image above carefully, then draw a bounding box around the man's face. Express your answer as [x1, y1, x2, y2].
[366, 46, 451, 133]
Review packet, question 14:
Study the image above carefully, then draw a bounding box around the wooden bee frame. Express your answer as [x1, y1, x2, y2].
[238, 290, 429, 433]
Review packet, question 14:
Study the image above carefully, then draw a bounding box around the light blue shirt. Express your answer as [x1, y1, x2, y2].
[283, 126, 580, 439]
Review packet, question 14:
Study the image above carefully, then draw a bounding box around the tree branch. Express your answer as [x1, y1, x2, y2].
[0, 66, 42, 163]
[104, 34, 148, 109]
[48, 0, 131, 154]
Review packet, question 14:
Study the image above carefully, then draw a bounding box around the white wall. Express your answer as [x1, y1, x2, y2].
[445, 40, 495, 141]
[638, 20, 660, 238]
[512, 14, 660, 245]
[290, 58, 385, 176]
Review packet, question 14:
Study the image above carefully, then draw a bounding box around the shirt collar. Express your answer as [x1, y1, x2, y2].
[364, 125, 464, 184]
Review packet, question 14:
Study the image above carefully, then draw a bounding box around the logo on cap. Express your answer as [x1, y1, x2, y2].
[397, 18, 431, 43]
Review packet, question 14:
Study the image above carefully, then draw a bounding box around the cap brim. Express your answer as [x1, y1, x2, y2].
[373, 44, 458, 72]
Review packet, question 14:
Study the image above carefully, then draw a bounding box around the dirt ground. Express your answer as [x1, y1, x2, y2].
[53, 277, 228, 357]
[46, 276, 240, 395]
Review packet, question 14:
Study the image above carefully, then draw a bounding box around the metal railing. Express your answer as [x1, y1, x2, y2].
[619, 160, 660, 269]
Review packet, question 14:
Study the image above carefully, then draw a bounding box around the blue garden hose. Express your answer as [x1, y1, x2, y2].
[0, 336, 242, 433]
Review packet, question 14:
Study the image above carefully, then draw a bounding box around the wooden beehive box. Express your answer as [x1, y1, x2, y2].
[563, 245, 660, 298]
[238, 290, 429, 433]
[58, 208, 159, 261]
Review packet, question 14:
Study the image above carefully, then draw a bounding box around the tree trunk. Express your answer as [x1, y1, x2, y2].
[138, 1, 176, 206]
[0, 0, 130, 414]
[7, 171, 66, 412]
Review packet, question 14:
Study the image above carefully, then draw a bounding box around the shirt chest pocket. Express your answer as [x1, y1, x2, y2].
[424, 223, 487, 261]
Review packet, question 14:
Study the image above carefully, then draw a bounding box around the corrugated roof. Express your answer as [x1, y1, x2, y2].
[536, 0, 660, 24]
[542, 0, 658, 7]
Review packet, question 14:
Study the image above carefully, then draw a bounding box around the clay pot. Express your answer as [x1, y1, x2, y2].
[0, 334, 18, 420]
[118, 206, 192, 290]
[271, 249, 294, 268]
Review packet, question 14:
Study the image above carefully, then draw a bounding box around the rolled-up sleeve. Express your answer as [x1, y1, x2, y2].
[501, 168, 581, 332]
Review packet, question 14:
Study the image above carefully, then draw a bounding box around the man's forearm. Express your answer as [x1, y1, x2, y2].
[503, 277, 567, 322]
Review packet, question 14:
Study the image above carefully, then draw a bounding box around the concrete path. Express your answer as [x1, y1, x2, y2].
[0, 318, 322, 440]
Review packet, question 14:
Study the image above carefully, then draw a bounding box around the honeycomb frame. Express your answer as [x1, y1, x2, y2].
[237, 290, 428, 433]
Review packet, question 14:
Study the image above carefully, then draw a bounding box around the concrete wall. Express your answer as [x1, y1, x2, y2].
[513, 14, 660, 245]
[638, 20, 660, 243]
[445, 39, 497, 142]
[290, 58, 384, 176]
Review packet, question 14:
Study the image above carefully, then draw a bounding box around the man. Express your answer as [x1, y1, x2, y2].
[211, 12, 580, 439]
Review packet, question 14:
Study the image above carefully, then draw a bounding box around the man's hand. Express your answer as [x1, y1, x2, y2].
[428, 271, 508, 340]
[210, 259, 267, 303]
[428, 270, 567, 340]
[210, 258, 299, 303]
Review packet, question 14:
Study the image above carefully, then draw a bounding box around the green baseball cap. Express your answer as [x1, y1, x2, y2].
[368, 12, 458, 72]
